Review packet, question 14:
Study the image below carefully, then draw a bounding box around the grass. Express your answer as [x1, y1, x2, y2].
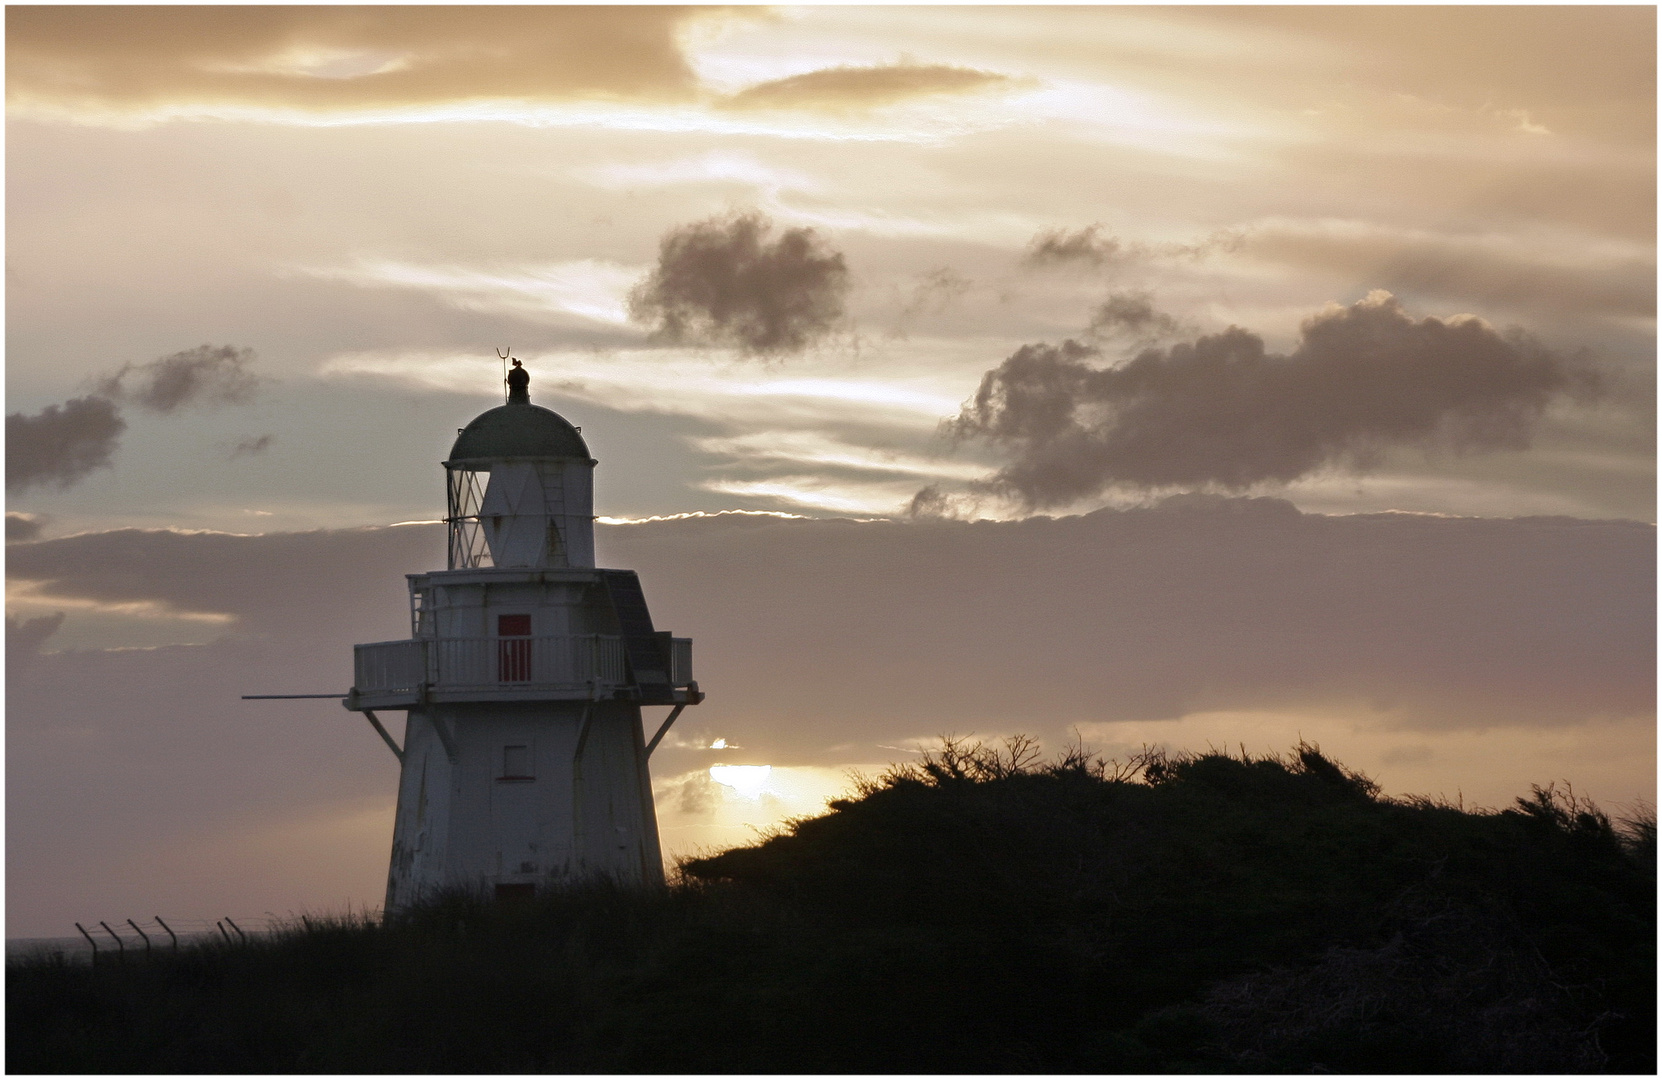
[8, 739, 1654, 1073]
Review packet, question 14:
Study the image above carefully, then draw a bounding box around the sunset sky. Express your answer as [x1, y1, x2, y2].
[6, 6, 1655, 937]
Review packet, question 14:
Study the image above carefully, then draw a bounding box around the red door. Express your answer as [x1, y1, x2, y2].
[498, 614, 531, 681]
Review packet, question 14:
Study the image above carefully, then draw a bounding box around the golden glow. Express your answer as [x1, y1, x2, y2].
[708, 764, 773, 800]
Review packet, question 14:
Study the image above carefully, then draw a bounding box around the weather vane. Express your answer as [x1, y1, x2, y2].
[496, 346, 513, 404]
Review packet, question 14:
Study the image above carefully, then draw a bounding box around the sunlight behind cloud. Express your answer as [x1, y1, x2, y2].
[320, 349, 965, 427]
[694, 430, 988, 481]
[580, 151, 824, 196]
[708, 764, 773, 800]
[701, 477, 912, 516]
[293, 259, 639, 324]
[653, 762, 886, 866]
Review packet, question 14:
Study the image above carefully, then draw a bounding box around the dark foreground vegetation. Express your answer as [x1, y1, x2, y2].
[9, 740, 1654, 1073]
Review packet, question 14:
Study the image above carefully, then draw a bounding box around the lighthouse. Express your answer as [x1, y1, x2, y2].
[345, 362, 702, 907]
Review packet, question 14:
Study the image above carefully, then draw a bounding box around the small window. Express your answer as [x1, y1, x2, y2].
[501, 744, 534, 781]
[498, 614, 531, 636]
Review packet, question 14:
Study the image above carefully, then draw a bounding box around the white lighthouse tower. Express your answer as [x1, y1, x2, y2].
[345, 362, 702, 907]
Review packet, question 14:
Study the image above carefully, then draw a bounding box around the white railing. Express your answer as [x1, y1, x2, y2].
[670, 637, 693, 687]
[354, 635, 691, 694]
[355, 639, 426, 695]
[428, 635, 629, 689]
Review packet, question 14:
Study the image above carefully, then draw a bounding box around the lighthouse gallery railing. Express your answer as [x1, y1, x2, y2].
[354, 635, 691, 695]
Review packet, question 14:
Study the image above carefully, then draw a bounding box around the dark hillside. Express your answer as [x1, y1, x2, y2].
[683, 740, 1654, 1071]
[9, 741, 1654, 1073]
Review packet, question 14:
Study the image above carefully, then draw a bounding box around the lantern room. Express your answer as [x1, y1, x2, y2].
[443, 378, 597, 571]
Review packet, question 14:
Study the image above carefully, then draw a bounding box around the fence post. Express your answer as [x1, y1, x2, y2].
[154, 916, 178, 951]
[75, 922, 100, 966]
[127, 919, 152, 957]
[224, 917, 248, 945]
[98, 921, 125, 964]
[217, 920, 233, 945]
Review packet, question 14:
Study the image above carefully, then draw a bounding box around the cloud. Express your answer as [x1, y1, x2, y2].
[105, 344, 260, 413]
[1242, 222, 1655, 319]
[1023, 224, 1245, 269]
[6, 612, 64, 663]
[5, 395, 126, 492]
[900, 267, 973, 319]
[6, 508, 1650, 933]
[721, 63, 1015, 112]
[6, 512, 47, 543]
[1086, 292, 1183, 341]
[942, 292, 1584, 509]
[627, 212, 851, 356]
[10, 508, 1650, 741]
[7, 345, 262, 492]
[229, 435, 274, 459]
[6, 6, 711, 118]
[676, 771, 722, 814]
[1025, 224, 1124, 267]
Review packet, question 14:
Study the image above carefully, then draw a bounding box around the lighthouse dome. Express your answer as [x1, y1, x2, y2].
[446, 401, 591, 465]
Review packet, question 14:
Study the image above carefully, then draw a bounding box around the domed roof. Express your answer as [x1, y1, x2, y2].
[446, 401, 591, 464]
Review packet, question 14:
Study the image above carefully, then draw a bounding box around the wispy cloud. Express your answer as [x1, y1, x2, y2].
[7, 7, 710, 119]
[701, 476, 919, 516]
[320, 349, 965, 427]
[694, 430, 988, 482]
[718, 62, 1019, 113]
[291, 258, 641, 325]
[579, 152, 825, 196]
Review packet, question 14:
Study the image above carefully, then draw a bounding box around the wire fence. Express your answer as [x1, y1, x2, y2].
[9, 909, 384, 967]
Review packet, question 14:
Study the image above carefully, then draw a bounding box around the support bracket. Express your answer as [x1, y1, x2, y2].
[644, 704, 686, 758]
[362, 709, 405, 764]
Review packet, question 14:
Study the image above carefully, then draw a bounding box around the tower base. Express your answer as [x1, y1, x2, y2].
[385, 700, 663, 911]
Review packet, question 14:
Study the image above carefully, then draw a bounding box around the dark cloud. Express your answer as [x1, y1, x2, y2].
[105, 344, 260, 413]
[7, 345, 262, 492]
[5, 395, 126, 491]
[230, 434, 274, 459]
[628, 213, 850, 356]
[1025, 224, 1124, 267]
[1024, 225, 1244, 269]
[7, 508, 1650, 932]
[721, 63, 1014, 112]
[6, 612, 64, 664]
[5, 524, 439, 641]
[1086, 292, 1182, 340]
[6, 7, 713, 115]
[6, 512, 46, 543]
[943, 292, 1583, 509]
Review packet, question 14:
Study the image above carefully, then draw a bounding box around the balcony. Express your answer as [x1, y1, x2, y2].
[350, 634, 693, 709]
